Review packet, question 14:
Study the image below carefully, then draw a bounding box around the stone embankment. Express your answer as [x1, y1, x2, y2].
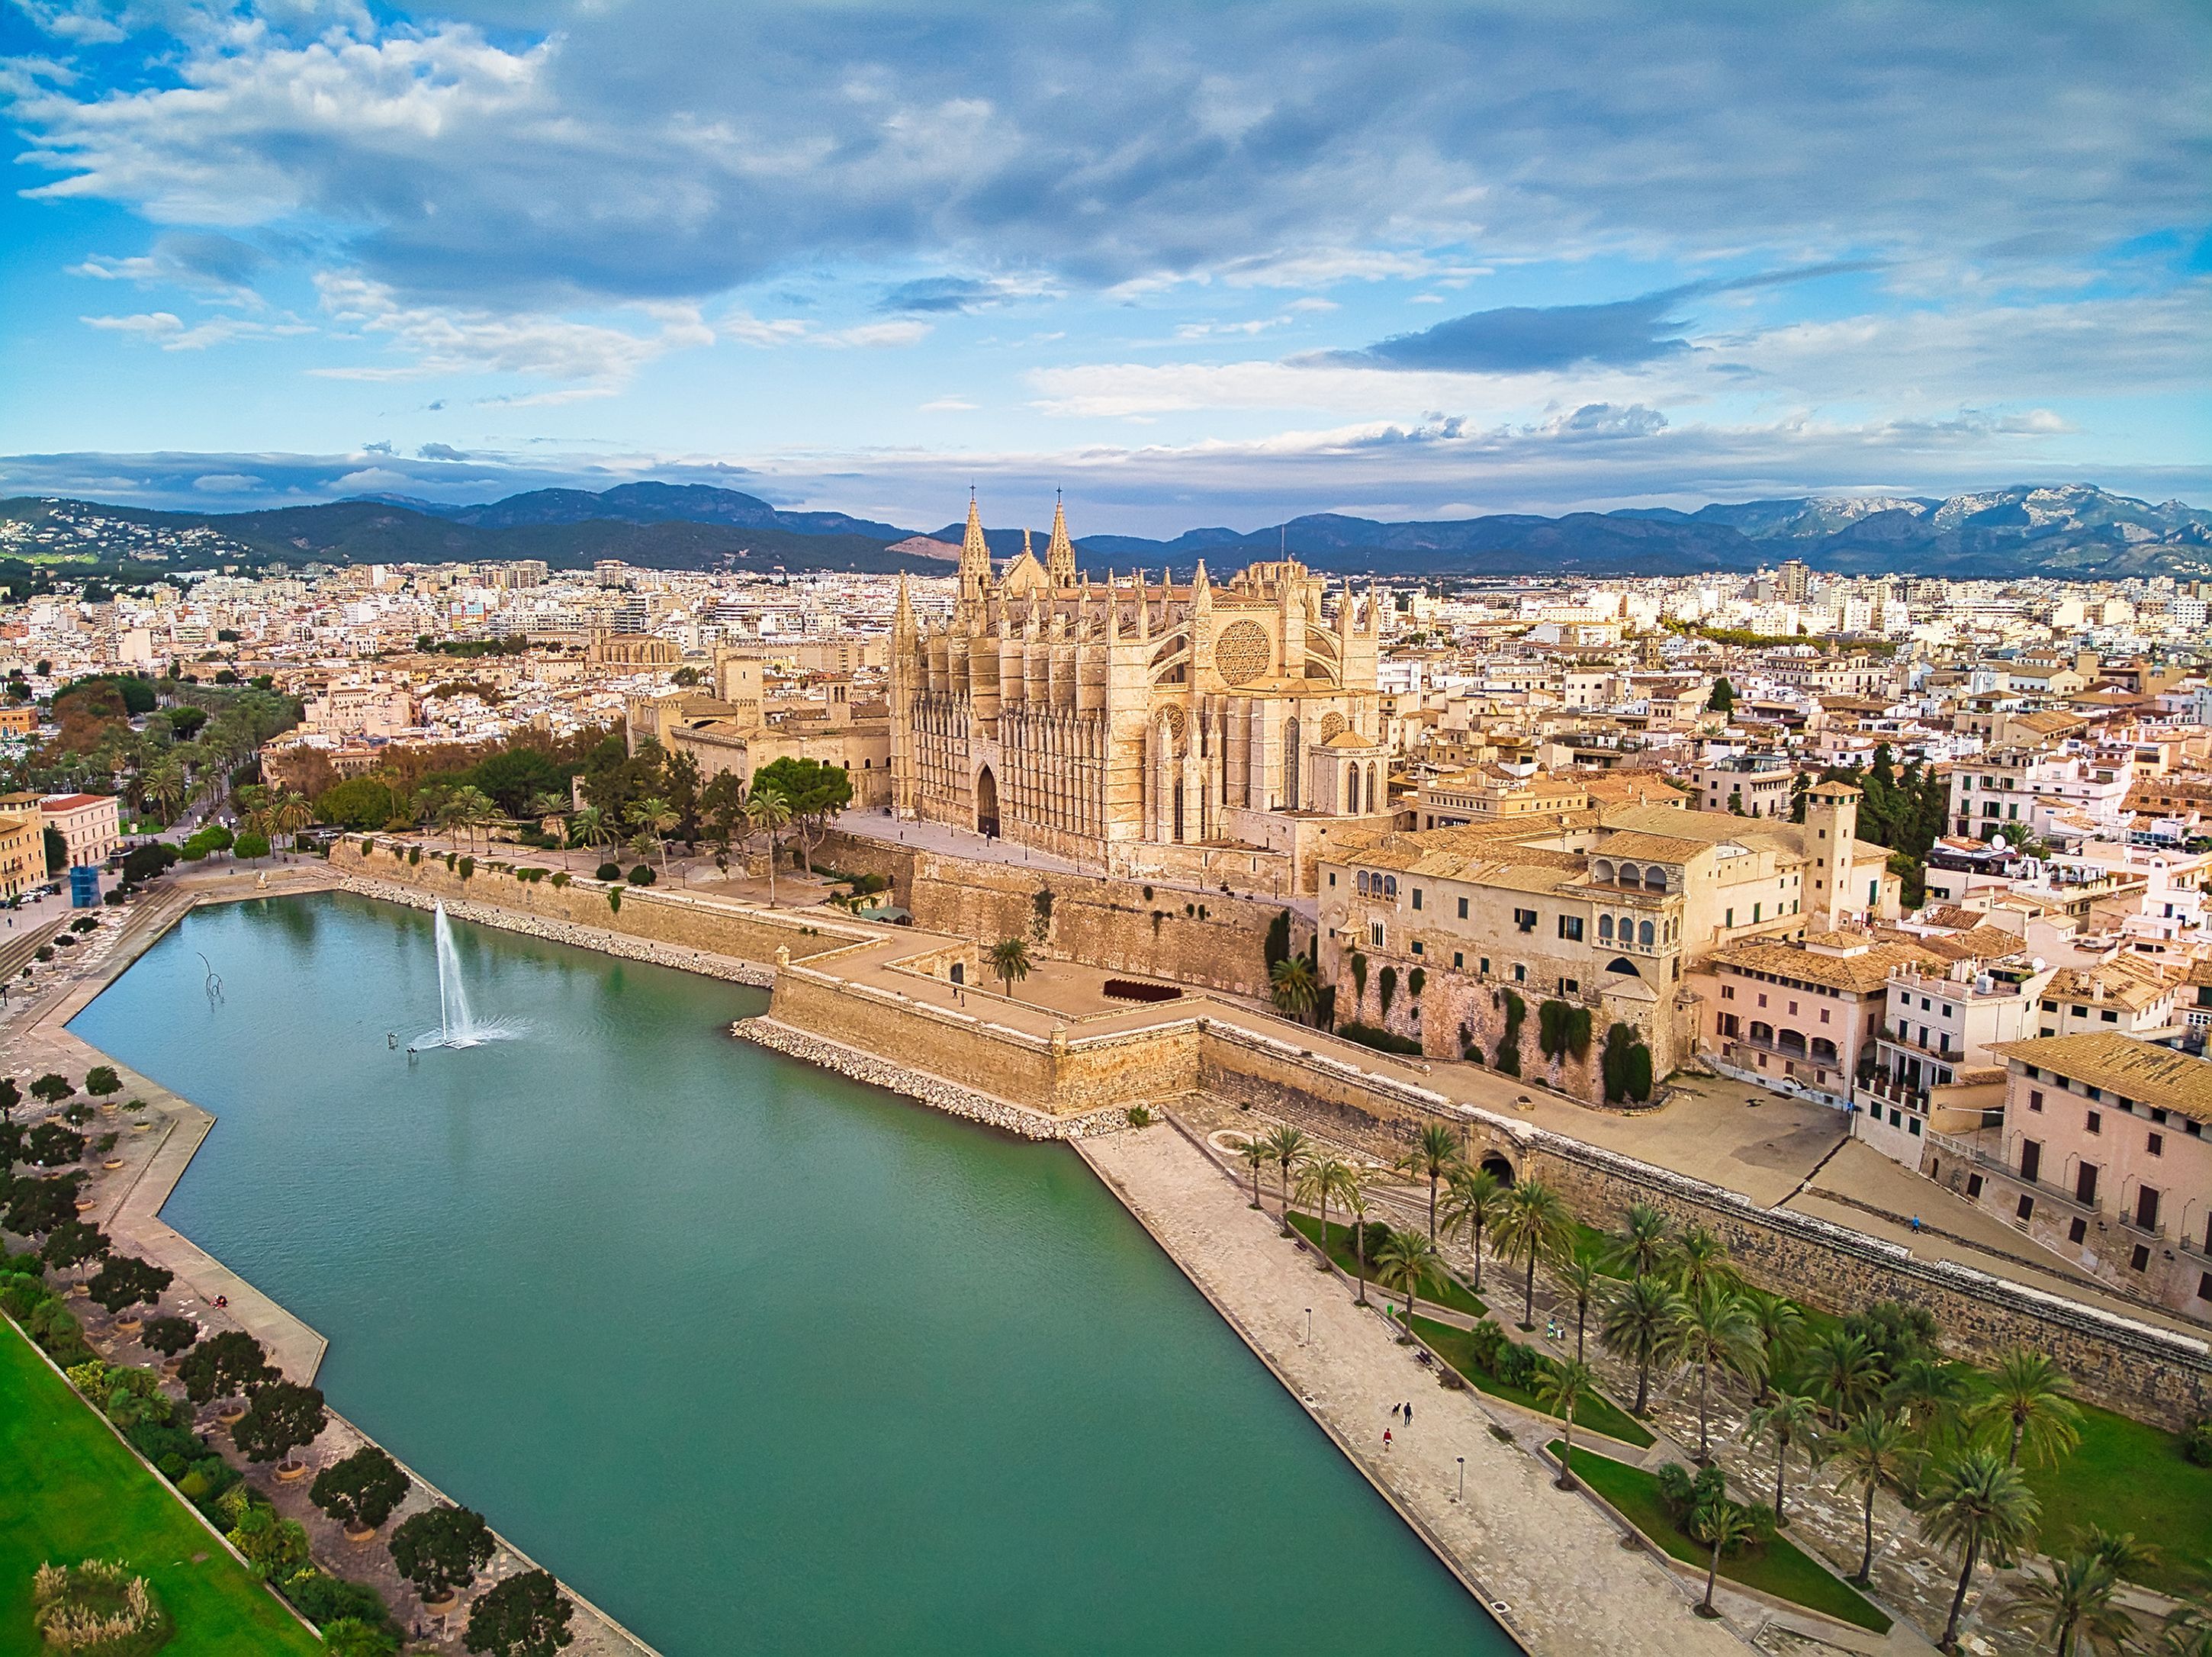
[733, 1018, 1133, 1141]
[340, 876, 773, 987]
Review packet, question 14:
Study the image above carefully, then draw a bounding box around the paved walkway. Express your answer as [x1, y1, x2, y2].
[1079, 1123, 1755, 1657]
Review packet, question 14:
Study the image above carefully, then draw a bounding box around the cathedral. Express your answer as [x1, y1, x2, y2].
[889, 495, 1391, 889]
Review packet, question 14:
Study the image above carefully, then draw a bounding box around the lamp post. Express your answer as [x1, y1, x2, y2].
[1303, 1307, 1311, 1345]
[1456, 1456, 1465, 1502]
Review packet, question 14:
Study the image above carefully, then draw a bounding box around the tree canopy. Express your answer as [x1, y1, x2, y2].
[391, 1506, 496, 1600]
[463, 1569, 574, 1657]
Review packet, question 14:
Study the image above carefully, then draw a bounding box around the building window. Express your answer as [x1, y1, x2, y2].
[1457, 896, 1468, 920]
[2130, 1244, 2151, 1274]
[1329, 873, 1337, 887]
[1412, 888, 1423, 911]
[1513, 963, 1526, 983]
[1966, 1173, 1984, 1199]
[1560, 977, 1578, 996]
[2148, 1131, 2163, 1157]
[1600, 915, 1614, 941]
[2068, 1217, 2088, 1245]
[1480, 957, 1490, 975]
[2200, 1272, 2212, 1303]
[1411, 941, 1424, 956]
[1513, 908, 1537, 932]
[1558, 915, 1583, 941]
[1368, 921, 1384, 949]
[2086, 1110, 2101, 1135]
[2016, 1195, 2034, 1223]
[2028, 1089, 2043, 1112]
[1721, 983, 1734, 1000]
[1452, 952, 1464, 970]
[1907, 1116, 1921, 1136]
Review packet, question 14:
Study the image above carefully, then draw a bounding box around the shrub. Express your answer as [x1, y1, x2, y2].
[320, 1616, 401, 1657]
[228, 1505, 313, 1580]
[606, 888, 622, 914]
[1407, 966, 1426, 999]
[626, 864, 655, 886]
[457, 856, 475, 880]
[1377, 964, 1398, 1019]
[549, 870, 570, 887]
[2181, 1417, 2212, 1468]
[32, 1559, 170, 1654]
[407, 846, 421, 866]
[71, 916, 101, 936]
[1125, 1105, 1153, 1128]
[283, 1572, 394, 1632]
[233, 830, 272, 860]
[1336, 1020, 1423, 1055]
[362, 837, 376, 856]
[595, 861, 622, 882]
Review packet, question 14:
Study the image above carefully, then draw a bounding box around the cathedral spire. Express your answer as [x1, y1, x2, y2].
[892, 570, 916, 644]
[958, 488, 992, 609]
[1044, 489, 1077, 587]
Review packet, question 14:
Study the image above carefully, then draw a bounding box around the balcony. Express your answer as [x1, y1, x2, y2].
[1857, 1072, 1931, 1112]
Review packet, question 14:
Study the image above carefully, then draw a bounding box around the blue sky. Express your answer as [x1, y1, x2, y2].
[1, 1, 2207, 534]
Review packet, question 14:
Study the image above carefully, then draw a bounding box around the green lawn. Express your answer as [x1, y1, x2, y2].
[2020, 1400, 2212, 1596]
[1551, 1441, 1892, 1633]
[1288, 1212, 1489, 1317]
[1412, 1314, 1654, 1448]
[0, 1316, 323, 1655]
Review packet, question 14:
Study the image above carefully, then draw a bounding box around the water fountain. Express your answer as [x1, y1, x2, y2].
[410, 900, 510, 1051]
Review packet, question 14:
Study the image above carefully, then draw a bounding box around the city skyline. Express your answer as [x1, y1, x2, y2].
[1, 2, 2207, 530]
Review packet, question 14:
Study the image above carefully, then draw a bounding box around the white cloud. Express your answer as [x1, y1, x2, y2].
[82, 310, 182, 337]
[190, 471, 261, 491]
[919, 396, 976, 412]
[309, 273, 711, 384]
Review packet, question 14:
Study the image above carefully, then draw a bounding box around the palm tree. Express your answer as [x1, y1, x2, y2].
[745, 784, 792, 904]
[1234, 1136, 1271, 1210]
[2075, 1523, 2158, 1585]
[1608, 1202, 1673, 1282]
[1693, 1498, 1757, 1620]
[2160, 1599, 2212, 1657]
[1374, 1227, 1442, 1335]
[1394, 1121, 1462, 1240]
[1268, 956, 1320, 1025]
[1669, 1226, 1735, 1295]
[1970, 1347, 2082, 1469]
[1802, 1328, 1886, 1426]
[986, 936, 1034, 1000]
[1339, 1165, 1374, 1306]
[1833, 1408, 1918, 1585]
[1886, 1354, 1973, 1451]
[629, 794, 679, 874]
[1743, 1392, 1821, 1527]
[571, 805, 609, 870]
[143, 758, 188, 824]
[1493, 1177, 1575, 1330]
[1438, 1164, 1506, 1292]
[1553, 1249, 1603, 1364]
[1667, 1284, 1765, 1462]
[269, 788, 311, 849]
[1918, 1449, 2041, 1652]
[1535, 1359, 1596, 1488]
[1259, 1125, 1309, 1236]
[1744, 1290, 1805, 1404]
[1294, 1153, 1352, 1272]
[439, 785, 497, 854]
[1599, 1276, 1684, 1417]
[2005, 1549, 2133, 1657]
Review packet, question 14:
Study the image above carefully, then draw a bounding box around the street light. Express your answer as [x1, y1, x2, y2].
[1456, 1456, 1465, 1502]
[1303, 1307, 1311, 1345]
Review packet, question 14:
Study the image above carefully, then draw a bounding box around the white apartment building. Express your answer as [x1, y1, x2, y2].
[1949, 747, 2133, 842]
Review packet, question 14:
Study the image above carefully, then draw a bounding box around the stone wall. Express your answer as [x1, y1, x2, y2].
[818, 830, 1310, 998]
[333, 841, 864, 966]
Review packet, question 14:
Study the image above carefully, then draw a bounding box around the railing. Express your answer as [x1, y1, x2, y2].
[1857, 1072, 1931, 1111]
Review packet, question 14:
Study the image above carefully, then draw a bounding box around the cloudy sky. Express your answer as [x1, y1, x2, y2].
[1, 1, 2207, 533]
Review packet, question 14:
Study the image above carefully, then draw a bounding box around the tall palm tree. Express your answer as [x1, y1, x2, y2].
[1608, 1202, 1673, 1282]
[1260, 1125, 1310, 1237]
[986, 937, 1034, 1000]
[2160, 1599, 2212, 1657]
[1918, 1449, 2040, 1652]
[1743, 1392, 1821, 1527]
[1885, 1355, 1973, 1452]
[269, 788, 311, 850]
[1833, 1408, 1918, 1585]
[1493, 1177, 1576, 1330]
[1268, 956, 1320, 1025]
[1744, 1290, 1805, 1404]
[1970, 1347, 2083, 1469]
[571, 805, 608, 870]
[1599, 1276, 1683, 1417]
[746, 785, 792, 905]
[2075, 1523, 2158, 1585]
[1339, 1165, 1374, 1306]
[1374, 1227, 1441, 1335]
[1693, 1498, 1757, 1620]
[629, 794, 679, 874]
[1553, 1249, 1603, 1363]
[2005, 1550, 2133, 1657]
[1667, 1284, 1765, 1462]
[1294, 1153, 1352, 1272]
[1234, 1135, 1270, 1210]
[1394, 1121, 1462, 1240]
[143, 758, 188, 824]
[1438, 1164, 1506, 1292]
[1803, 1328, 1886, 1427]
[1535, 1359, 1596, 1488]
[1669, 1226, 1735, 1295]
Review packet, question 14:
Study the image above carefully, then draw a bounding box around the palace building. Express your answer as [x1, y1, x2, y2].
[888, 495, 1393, 891]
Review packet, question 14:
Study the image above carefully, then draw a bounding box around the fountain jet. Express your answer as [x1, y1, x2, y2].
[410, 900, 513, 1051]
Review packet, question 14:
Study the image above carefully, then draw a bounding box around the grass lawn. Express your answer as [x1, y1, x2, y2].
[1411, 1314, 1654, 1448]
[0, 1317, 323, 1655]
[1550, 1441, 1892, 1634]
[2019, 1400, 2212, 1597]
[1288, 1212, 1489, 1317]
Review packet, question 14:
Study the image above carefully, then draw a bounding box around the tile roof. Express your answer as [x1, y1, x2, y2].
[1991, 1031, 2212, 1123]
[1711, 937, 1939, 993]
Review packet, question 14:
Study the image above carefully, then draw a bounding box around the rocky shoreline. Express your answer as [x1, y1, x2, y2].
[733, 1017, 1133, 1141]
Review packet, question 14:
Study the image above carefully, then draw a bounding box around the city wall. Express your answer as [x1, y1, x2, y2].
[818, 829, 1310, 998]
[330, 841, 863, 965]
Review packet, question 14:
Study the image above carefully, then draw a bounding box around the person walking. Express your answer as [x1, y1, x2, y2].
[1403, 1401, 1413, 1426]
[1382, 1427, 1393, 1453]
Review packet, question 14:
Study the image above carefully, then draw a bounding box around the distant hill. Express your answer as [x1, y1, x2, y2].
[3, 481, 2205, 581]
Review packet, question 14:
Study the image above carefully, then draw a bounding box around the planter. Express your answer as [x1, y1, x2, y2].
[160, 1359, 181, 1377]
[343, 1523, 376, 1544]
[275, 1459, 307, 1482]
[72, 1198, 97, 1214]
[114, 1314, 142, 1334]
[103, 1158, 125, 1170]
[420, 1592, 458, 1617]
[68, 1282, 88, 1298]
[217, 1403, 248, 1426]
[131, 1121, 151, 1132]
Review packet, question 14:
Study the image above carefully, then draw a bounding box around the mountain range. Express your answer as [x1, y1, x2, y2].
[3, 481, 2207, 582]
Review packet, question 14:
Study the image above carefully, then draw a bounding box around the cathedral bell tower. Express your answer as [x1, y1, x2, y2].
[957, 491, 992, 610]
[1045, 491, 1078, 588]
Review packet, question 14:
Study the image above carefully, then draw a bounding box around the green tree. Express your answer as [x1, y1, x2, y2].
[228, 1505, 312, 1580]
[1608, 1202, 1673, 1282]
[1706, 677, 1735, 714]
[1294, 1152, 1352, 1272]
[232, 1379, 326, 1467]
[1553, 1249, 1603, 1363]
[1339, 1163, 1375, 1306]
[744, 785, 793, 904]
[626, 795, 678, 874]
[312, 1444, 410, 1533]
[177, 1328, 274, 1404]
[1439, 1164, 1506, 1292]
[1394, 1121, 1462, 1240]
[1970, 1347, 2082, 1468]
[1668, 1226, 1735, 1295]
[1536, 1359, 1598, 1487]
[391, 1506, 497, 1602]
[1692, 1497, 1757, 1618]
[1744, 1290, 1805, 1404]
[1600, 1276, 1686, 1417]
[985, 936, 1032, 1000]
[1234, 1135, 1270, 1210]
[1260, 1124, 1310, 1237]
[31, 1073, 76, 1106]
[2005, 1547, 2132, 1657]
[1667, 1285, 1765, 1462]
[1832, 1408, 1918, 1585]
[1374, 1227, 1442, 1334]
[1268, 955, 1320, 1025]
[1494, 1177, 1575, 1330]
[1919, 1449, 2040, 1652]
[1744, 1392, 1822, 1527]
[139, 1315, 198, 1358]
[1803, 1327, 1886, 1426]
[40, 1218, 108, 1277]
[465, 1569, 574, 1657]
[82, 1066, 121, 1099]
[1886, 1354, 1974, 1448]
[86, 1253, 172, 1318]
[314, 776, 397, 830]
[750, 755, 852, 869]
[321, 1619, 400, 1657]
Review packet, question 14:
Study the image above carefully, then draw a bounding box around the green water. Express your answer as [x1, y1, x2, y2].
[72, 893, 1506, 1655]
